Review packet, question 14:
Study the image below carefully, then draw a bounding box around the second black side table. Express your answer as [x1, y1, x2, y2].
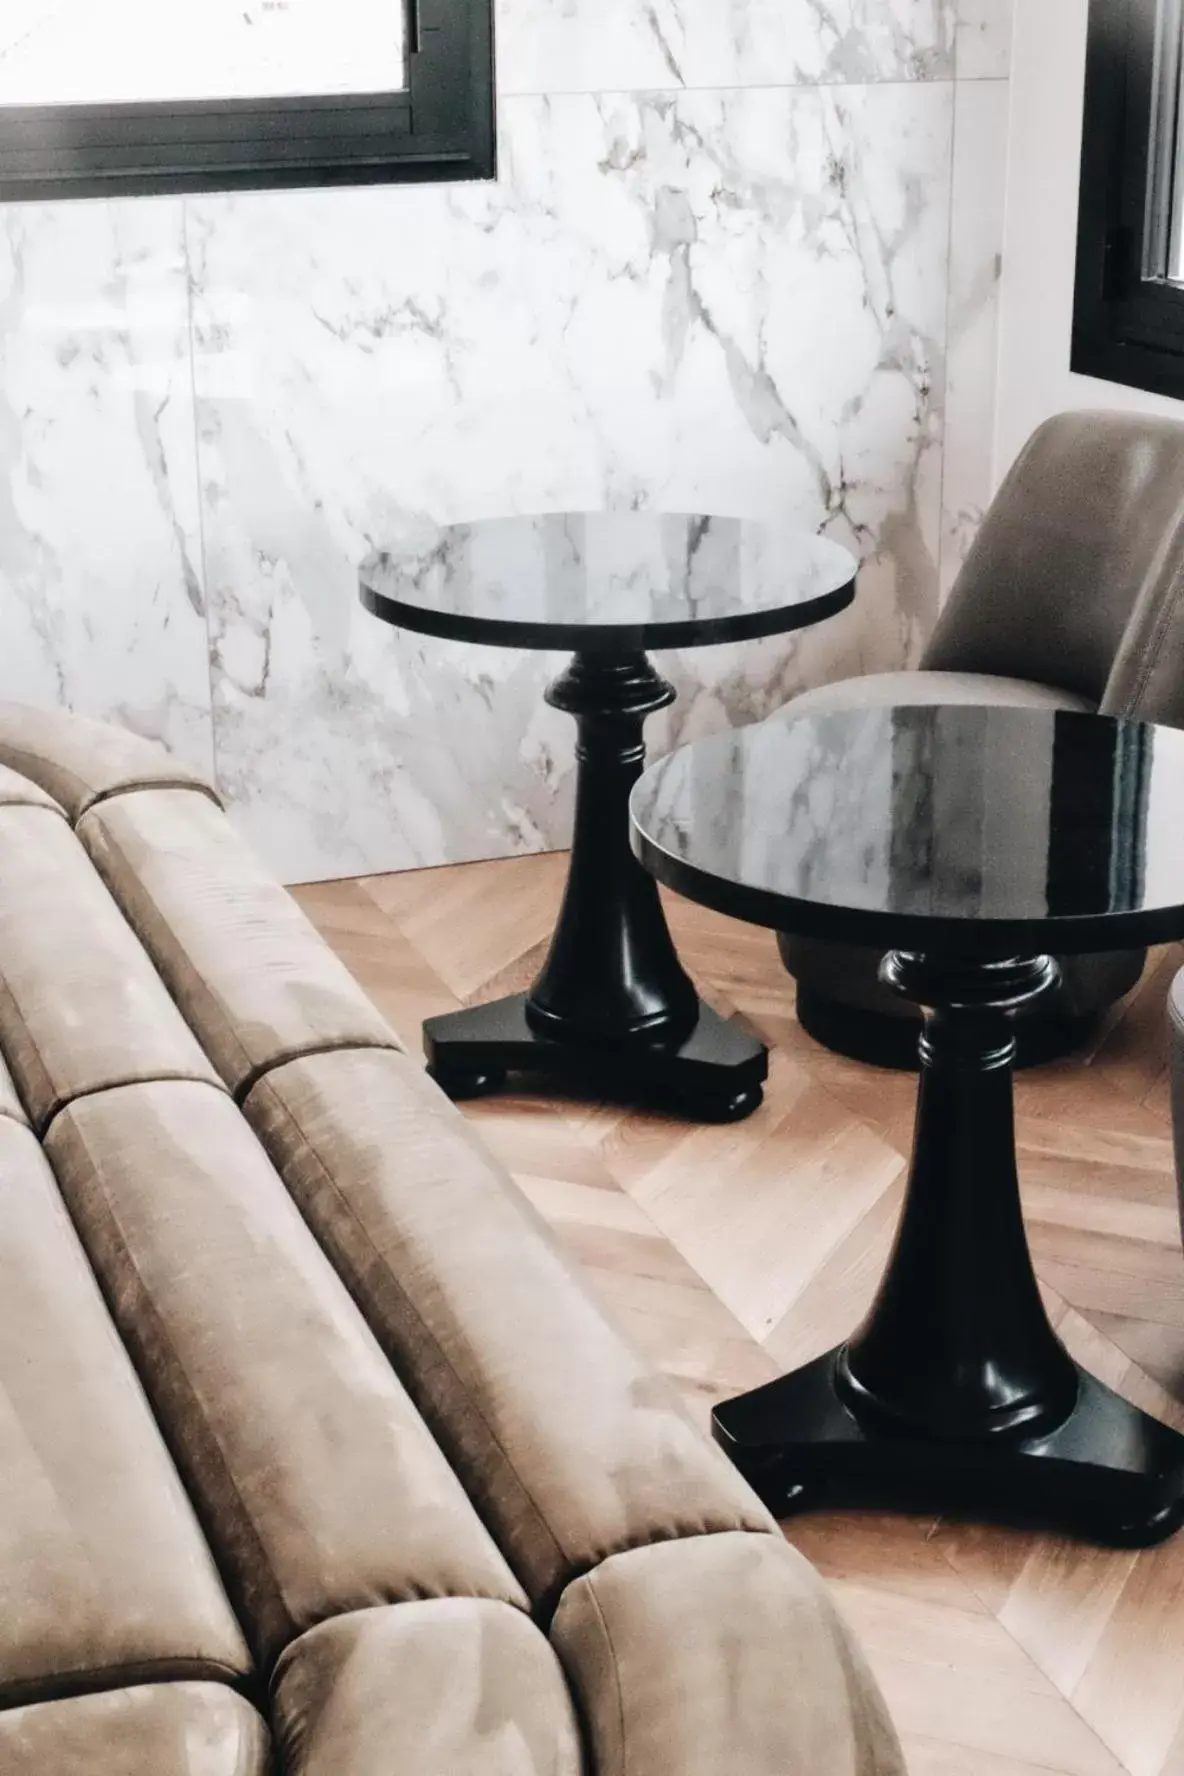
[631, 704, 1184, 1544]
[360, 511, 856, 1122]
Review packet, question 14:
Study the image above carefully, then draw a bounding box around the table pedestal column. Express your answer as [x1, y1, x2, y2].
[424, 652, 767, 1121]
[713, 950, 1184, 1546]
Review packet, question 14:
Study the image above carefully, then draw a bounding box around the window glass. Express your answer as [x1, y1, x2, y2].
[0, 0, 407, 108]
[1146, 0, 1184, 281]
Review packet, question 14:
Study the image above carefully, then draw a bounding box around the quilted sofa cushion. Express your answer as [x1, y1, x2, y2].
[273, 1601, 583, 1776]
[45, 1078, 527, 1670]
[244, 1045, 776, 1613]
[0, 1116, 250, 1708]
[551, 1532, 902, 1776]
[0, 759, 64, 814]
[78, 788, 401, 1095]
[0, 701, 905, 1776]
[0, 1048, 26, 1125]
[0, 702, 219, 820]
[0, 1685, 269, 1776]
[0, 805, 221, 1132]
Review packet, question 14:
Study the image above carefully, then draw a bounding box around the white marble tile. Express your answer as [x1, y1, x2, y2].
[190, 83, 952, 883]
[955, 0, 1013, 78]
[497, 0, 956, 95]
[939, 78, 1009, 602]
[0, 199, 213, 774]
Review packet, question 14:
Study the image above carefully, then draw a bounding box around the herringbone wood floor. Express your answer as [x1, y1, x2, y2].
[296, 852, 1184, 1776]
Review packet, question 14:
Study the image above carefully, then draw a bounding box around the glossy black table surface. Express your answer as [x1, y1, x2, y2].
[630, 704, 1184, 1546]
[631, 704, 1184, 955]
[360, 513, 857, 1121]
[359, 511, 855, 652]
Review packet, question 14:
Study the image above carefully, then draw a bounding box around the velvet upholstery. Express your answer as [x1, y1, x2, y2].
[551, 1533, 903, 1776]
[0, 1047, 27, 1124]
[0, 759, 65, 814]
[0, 698, 904, 1776]
[0, 805, 221, 1131]
[0, 1686, 270, 1776]
[244, 1046, 776, 1612]
[273, 1601, 583, 1776]
[46, 1078, 527, 1669]
[78, 788, 400, 1095]
[0, 702, 220, 820]
[0, 1116, 250, 1708]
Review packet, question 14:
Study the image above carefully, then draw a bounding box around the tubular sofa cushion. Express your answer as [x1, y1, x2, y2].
[78, 787, 401, 1095]
[244, 1046, 776, 1613]
[0, 1685, 270, 1776]
[0, 1116, 250, 1707]
[0, 702, 220, 821]
[551, 1533, 904, 1776]
[0, 806, 221, 1132]
[0, 760, 65, 814]
[0, 1048, 27, 1124]
[273, 1601, 583, 1776]
[45, 1079, 527, 1670]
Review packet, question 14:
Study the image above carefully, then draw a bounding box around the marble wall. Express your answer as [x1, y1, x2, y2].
[0, 0, 1013, 883]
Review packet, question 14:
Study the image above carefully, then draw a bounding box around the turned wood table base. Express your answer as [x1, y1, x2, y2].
[713, 952, 1184, 1546]
[425, 652, 767, 1123]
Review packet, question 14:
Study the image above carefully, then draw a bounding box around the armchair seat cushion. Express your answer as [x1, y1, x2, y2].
[776, 669, 1095, 721]
[773, 666, 1137, 1066]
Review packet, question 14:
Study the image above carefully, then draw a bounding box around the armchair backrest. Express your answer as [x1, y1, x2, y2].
[922, 411, 1184, 711]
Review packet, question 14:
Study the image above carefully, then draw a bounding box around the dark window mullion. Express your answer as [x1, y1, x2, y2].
[0, 0, 493, 200]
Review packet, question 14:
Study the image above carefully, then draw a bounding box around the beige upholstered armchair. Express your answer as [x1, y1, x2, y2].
[776, 410, 1184, 1067]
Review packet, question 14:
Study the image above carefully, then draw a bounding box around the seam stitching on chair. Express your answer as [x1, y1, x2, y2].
[1112, 556, 1184, 715]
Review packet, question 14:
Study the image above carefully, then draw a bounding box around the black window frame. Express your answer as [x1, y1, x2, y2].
[1074, 0, 1184, 398]
[0, 0, 494, 202]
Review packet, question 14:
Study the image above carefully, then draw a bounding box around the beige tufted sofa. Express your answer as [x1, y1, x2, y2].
[0, 702, 902, 1776]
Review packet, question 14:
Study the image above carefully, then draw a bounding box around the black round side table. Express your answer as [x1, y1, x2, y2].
[359, 511, 856, 1122]
[631, 703, 1184, 1543]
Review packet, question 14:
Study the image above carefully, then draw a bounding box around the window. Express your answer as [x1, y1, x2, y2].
[1074, 0, 1184, 397]
[0, 0, 494, 202]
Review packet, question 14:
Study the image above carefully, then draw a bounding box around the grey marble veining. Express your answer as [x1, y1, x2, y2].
[939, 76, 1009, 602]
[0, 200, 214, 775]
[189, 83, 952, 882]
[497, 0, 957, 95]
[0, 0, 1010, 887]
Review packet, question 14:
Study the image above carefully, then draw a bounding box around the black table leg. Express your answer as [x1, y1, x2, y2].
[713, 952, 1184, 1546]
[424, 650, 767, 1121]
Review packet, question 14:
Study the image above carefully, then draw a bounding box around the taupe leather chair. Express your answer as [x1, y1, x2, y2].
[777, 410, 1184, 1068]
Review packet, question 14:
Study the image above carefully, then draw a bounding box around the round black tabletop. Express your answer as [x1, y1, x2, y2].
[630, 704, 1184, 956]
[358, 512, 856, 652]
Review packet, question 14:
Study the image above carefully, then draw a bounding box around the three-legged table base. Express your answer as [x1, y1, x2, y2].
[714, 1348, 1184, 1547]
[425, 990, 766, 1123]
[711, 949, 1184, 1547]
[425, 649, 768, 1123]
